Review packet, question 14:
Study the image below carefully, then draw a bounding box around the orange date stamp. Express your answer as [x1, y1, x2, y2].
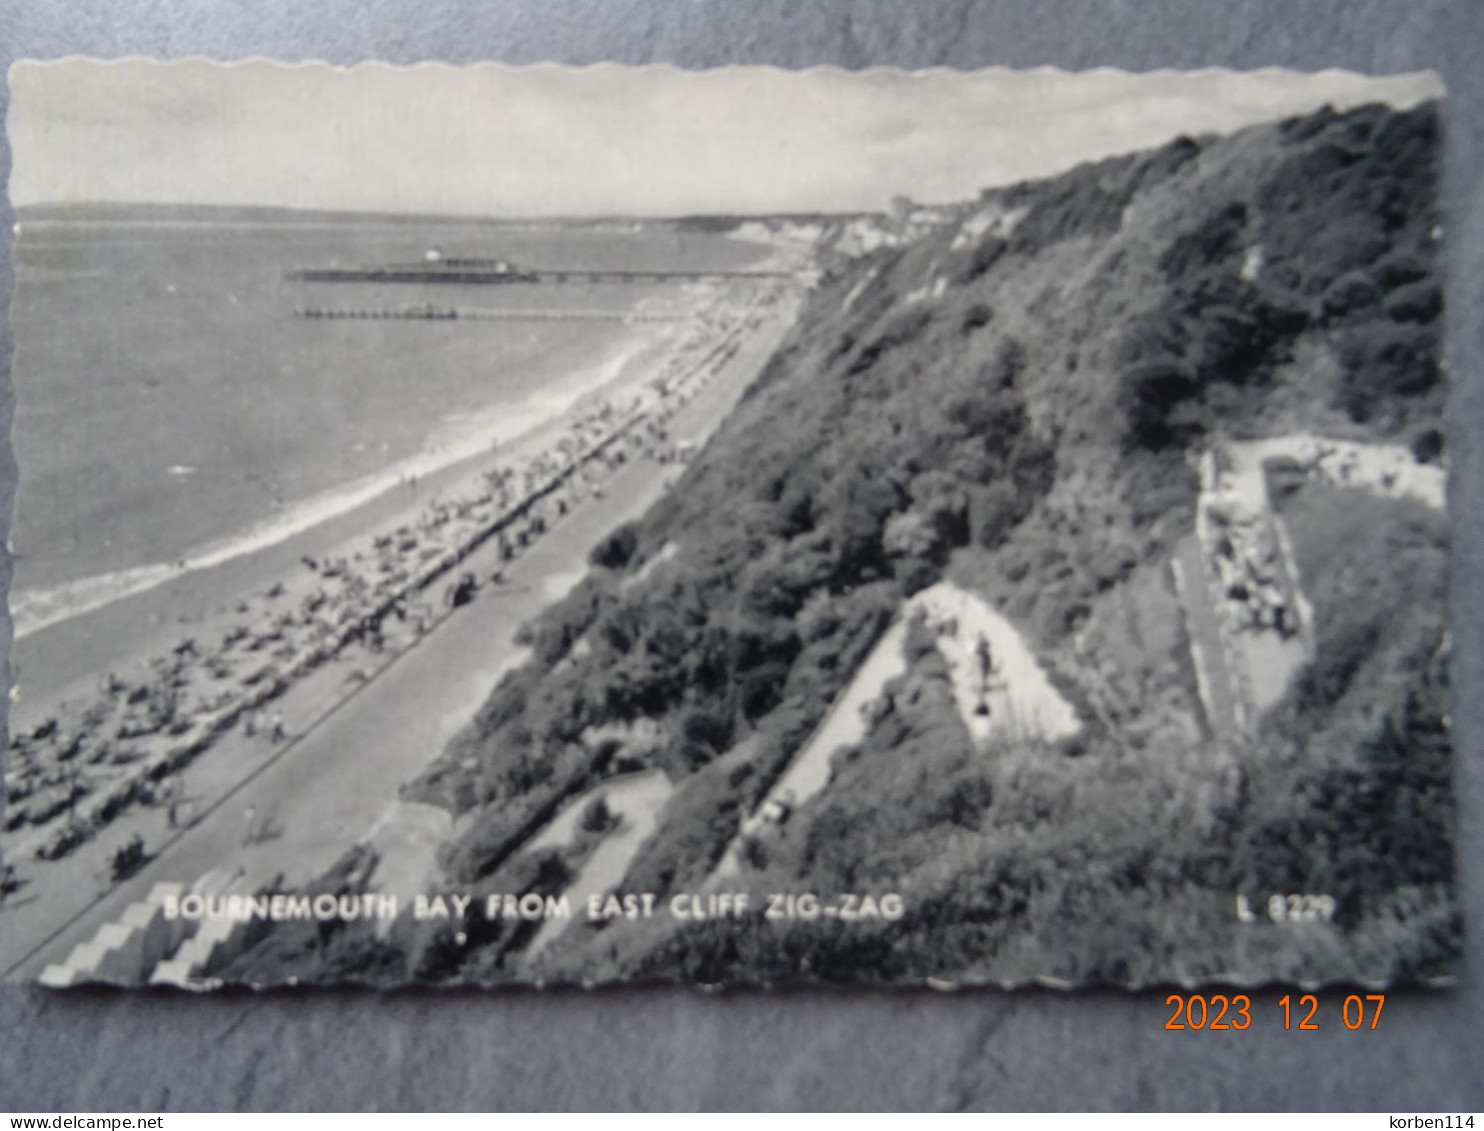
[1163, 993, 1387, 1031]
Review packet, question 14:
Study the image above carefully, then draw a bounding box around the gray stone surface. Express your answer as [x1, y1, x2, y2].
[0, 0, 1480, 1112]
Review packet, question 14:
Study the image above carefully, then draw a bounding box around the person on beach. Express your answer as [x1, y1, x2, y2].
[975, 633, 996, 689]
[269, 711, 286, 743]
[243, 805, 258, 846]
[160, 778, 180, 830]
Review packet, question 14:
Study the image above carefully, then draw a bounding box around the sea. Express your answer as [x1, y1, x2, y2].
[8, 210, 767, 638]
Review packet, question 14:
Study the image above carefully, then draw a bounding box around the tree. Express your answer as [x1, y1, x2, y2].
[580, 796, 614, 834]
[590, 523, 639, 570]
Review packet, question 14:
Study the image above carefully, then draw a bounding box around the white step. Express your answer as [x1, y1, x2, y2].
[38, 881, 192, 987]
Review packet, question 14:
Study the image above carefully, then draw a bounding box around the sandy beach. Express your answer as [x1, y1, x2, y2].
[7, 320, 675, 708]
[9, 219, 770, 598]
[8, 330, 657, 642]
[1, 276, 800, 980]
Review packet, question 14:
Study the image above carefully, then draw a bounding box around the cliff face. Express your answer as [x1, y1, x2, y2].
[317, 101, 1453, 988]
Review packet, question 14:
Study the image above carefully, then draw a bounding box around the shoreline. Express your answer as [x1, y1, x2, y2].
[9, 327, 668, 643]
[1, 281, 802, 983]
[6, 305, 698, 720]
[3, 282, 781, 870]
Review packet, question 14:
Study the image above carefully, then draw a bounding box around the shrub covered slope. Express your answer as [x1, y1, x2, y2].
[240, 100, 1454, 988]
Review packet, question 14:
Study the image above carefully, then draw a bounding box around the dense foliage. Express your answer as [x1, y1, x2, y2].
[233, 100, 1455, 988]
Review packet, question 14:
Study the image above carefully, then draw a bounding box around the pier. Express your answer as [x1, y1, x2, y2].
[286, 264, 795, 285]
[293, 305, 688, 322]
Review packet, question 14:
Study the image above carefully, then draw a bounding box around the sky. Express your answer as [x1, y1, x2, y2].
[7, 60, 1445, 218]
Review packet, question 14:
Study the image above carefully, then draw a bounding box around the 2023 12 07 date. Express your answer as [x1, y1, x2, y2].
[1163, 993, 1388, 1031]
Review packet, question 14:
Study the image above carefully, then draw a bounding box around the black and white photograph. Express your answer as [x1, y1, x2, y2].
[0, 59, 1456, 991]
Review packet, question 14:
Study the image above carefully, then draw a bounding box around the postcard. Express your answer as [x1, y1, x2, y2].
[0, 60, 1455, 989]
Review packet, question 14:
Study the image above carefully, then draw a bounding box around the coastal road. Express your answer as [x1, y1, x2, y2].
[2, 296, 797, 981]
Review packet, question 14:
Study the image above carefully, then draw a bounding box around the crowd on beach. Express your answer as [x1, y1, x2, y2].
[3, 285, 777, 873]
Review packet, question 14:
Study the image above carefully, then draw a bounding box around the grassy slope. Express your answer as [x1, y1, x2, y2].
[233, 100, 1454, 987]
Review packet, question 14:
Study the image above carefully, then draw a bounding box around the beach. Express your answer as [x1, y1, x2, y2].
[8, 218, 766, 692]
[1, 209, 804, 975]
[2, 275, 801, 982]
[9, 219, 768, 595]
